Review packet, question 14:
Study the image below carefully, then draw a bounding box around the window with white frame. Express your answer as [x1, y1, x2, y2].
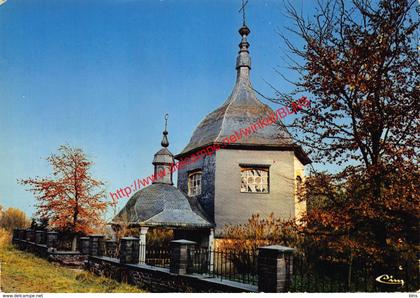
[188, 171, 202, 196]
[240, 167, 269, 193]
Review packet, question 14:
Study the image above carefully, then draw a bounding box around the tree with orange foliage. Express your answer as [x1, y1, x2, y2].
[268, 0, 419, 288]
[20, 145, 116, 250]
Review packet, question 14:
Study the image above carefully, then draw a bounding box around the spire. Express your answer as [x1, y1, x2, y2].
[152, 113, 174, 185]
[236, 0, 251, 80]
[161, 113, 169, 147]
[236, 25, 251, 70]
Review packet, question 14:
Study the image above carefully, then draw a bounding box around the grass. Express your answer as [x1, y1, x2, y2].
[0, 244, 144, 293]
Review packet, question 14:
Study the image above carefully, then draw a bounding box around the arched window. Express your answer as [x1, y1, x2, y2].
[240, 167, 269, 193]
[188, 171, 202, 196]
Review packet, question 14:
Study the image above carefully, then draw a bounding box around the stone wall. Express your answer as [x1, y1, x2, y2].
[86, 239, 295, 293]
[87, 256, 256, 293]
[12, 229, 87, 267]
[17, 240, 49, 258]
[12, 229, 295, 293]
[48, 251, 87, 266]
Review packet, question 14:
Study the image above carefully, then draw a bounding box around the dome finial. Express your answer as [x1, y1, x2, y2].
[161, 113, 169, 148]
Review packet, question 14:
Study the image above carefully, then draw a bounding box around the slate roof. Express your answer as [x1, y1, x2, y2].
[111, 183, 213, 228]
[176, 25, 310, 165]
[178, 74, 295, 153]
[153, 148, 174, 164]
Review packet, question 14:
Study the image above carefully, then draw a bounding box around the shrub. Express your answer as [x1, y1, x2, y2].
[218, 213, 302, 253]
[218, 213, 302, 274]
[0, 227, 11, 246]
[0, 206, 30, 232]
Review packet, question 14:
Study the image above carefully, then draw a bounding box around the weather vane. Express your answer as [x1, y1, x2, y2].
[239, 0, 249, 26]
[164, 113, 168, 132]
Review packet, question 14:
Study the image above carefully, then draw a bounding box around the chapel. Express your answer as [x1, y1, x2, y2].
[112, 19, 310, 252]
[175, 23, 310, 236]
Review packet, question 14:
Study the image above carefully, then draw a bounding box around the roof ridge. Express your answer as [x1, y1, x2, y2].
[215, 91, 235, 142]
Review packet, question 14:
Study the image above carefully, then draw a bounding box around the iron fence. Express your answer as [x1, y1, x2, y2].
[144, 245, 171, 268]
[187, 247, 258, 285]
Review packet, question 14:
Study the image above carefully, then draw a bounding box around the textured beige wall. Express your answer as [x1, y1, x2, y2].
[214, 149, 296, 235]
[294, 156, 307, 221]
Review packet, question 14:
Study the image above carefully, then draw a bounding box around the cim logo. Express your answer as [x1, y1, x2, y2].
[375, 274, 404, 287]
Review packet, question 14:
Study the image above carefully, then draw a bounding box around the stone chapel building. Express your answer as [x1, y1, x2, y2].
[112, 22, 310, 254]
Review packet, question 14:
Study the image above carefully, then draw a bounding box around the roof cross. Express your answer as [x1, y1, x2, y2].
[164, 113, 168, 132]
[239, 0, 249, 26]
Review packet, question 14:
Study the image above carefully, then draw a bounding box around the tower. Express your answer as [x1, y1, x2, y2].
[175, 19, 310, 235]
[152, 114, 174, 185]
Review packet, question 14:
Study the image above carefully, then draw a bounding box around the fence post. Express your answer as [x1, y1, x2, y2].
[18, 229, 25, 249]
[26, 229, 34, 242]
[208, 228, 215, 273]
[139, 227, 149, 264]
[80, 237, 90, 254]
[35, 230, 44, 244]
[257, 245, 295, 293]
[17, 229, 26, 250]
[12, 229, 18, 245]
[119, 237, 140, 264]
[41, 230, 47, 244]
[18, 229, 25, 240]
[46, 231, 59, 249]
[169, 239, 197, 275]
[25, 229, 30, 242]
[34, 231, 40, 244]
[42, 230, 48, 244]
[89, 235, 105, 256]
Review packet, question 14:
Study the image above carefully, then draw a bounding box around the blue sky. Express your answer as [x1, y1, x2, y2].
[0, 0, 322, 218]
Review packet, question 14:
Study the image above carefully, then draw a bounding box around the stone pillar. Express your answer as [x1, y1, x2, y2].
[89, 235, 105, 256]
[26, 229, 34, 242]
[119, 237, 140, 264]
[80, 237, 90, 254]
[170, 239, 197, 275]
[208, 228, 215, 272]
[25, 229, 30, 241]
[18, 229, 25, 240]
[42, 230, 48, 244]
[35, 230, 44, 244]
[12, 229, 19, 245]
[257, 245, 295, 293]
[46, 231, 59, 249]
[139, 226, 149, 264]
